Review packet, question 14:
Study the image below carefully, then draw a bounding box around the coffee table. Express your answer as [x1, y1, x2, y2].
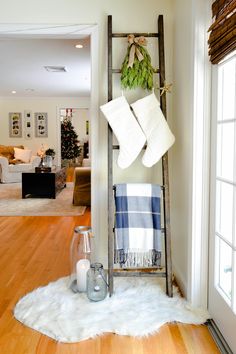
[22, 167, 66, 199]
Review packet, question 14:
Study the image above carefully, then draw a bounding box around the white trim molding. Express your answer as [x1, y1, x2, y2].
[188, 0, 211, 308]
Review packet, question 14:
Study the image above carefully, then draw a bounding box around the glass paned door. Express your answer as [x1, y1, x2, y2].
[209, 53, 236, 352]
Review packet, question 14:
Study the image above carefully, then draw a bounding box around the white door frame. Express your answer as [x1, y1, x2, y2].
[0, 23, 99, 238]
[188, 0, 211, 308]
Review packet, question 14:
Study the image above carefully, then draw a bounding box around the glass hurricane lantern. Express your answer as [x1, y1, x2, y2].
[87, 262, 108, 301]
[70, 226, 92, 293]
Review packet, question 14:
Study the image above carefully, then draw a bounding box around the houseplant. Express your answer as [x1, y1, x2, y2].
[45, 148, 56, 158]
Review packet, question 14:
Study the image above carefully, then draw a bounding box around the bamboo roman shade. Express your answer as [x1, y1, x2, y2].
[208, 0, 236, 64]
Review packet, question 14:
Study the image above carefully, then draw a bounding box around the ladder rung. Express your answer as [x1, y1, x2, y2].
[112, 68, 160, 74]
[112, 33, 159, 38]
[113, 185, 165, 192]
[112, 69, 121, 73]
[113, 270, 166, 277]
[112, 144, 147, 150]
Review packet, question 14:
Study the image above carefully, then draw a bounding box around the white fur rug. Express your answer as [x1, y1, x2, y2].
[14, 276, 209, 343]
[0, 182, 86, 216]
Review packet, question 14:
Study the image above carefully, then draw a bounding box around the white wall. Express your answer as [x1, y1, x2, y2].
[0, 97, 90, 165]
[171, 0, 193, 297]
[72, 109, 89, 143]
[0, 1, 175, 269]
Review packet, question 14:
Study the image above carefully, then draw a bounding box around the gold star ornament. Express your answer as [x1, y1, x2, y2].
[157, 81, 173, 96]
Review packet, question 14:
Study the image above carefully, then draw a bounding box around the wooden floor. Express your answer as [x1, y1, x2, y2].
[0, 214, 220, 354]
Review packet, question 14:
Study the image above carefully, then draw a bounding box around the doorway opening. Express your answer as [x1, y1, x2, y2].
[59, 108, 90, 169]
[0, 23, 99, 237]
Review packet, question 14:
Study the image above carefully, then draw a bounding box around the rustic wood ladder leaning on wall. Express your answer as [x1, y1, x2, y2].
[107, 14, 173, 297]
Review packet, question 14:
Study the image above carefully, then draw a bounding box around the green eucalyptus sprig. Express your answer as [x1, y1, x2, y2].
[121, 36, 154, 90]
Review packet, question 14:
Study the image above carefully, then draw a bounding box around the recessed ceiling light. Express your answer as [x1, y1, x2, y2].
[25, 88, 35, 92]
[75, 44, 83, 49]
[44, 66, 67, 72]
[11, 90, 16, 94]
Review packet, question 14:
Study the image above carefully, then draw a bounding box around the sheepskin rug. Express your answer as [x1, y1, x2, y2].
[14, 276, 209, 343]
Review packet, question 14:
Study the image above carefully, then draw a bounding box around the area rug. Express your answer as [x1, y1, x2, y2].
[14, 276, 209, 343]
[0, 182, 86, 216]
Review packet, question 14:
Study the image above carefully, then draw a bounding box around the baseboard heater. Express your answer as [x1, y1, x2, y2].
[206, 319, 233, 354]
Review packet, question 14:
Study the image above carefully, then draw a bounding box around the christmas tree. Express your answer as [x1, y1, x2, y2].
[61, 118, 81, 160]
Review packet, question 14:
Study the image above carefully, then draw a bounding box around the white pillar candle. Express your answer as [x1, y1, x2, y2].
[76, 259, 90, 292]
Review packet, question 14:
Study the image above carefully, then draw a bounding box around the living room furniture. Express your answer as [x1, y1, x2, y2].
[73, 167, 91, 206]
[0, 156, 41, 183]
[0, 145, 40, 183]
[22, 167, 66, 199]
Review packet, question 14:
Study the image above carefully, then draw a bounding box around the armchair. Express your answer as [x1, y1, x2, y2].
[73, 167, 91, 206]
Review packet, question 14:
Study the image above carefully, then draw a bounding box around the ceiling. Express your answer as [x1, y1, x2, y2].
[0, 37, 91, 97]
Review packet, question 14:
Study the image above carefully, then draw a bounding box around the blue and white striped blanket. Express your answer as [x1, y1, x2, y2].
[114, 183, 162, 267]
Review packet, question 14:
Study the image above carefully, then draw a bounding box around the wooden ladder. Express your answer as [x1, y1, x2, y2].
[107, 15, 173, 297]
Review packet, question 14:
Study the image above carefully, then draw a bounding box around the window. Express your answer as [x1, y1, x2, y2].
[214, 52, 236, 309]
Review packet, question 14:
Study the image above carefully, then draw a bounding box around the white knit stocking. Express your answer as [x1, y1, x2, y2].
[100, 96, 146, 169]
[131, 93, 175, 167]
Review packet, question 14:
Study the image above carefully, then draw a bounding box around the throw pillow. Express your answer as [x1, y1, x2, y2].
[0, 152, 12, 161]
[14, 148, 32, 163]
[0, 145, 24, 161]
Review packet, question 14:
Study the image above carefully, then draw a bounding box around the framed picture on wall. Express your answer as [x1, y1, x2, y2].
[86, 120, 89, 135]
[24, 110, 33, 139]
[35, 112, 48, 137]
[9, 112, 22, 138]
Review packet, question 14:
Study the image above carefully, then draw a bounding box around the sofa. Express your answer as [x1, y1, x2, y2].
[73, 167, 91, 206]
[0, 145, 40, 183]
